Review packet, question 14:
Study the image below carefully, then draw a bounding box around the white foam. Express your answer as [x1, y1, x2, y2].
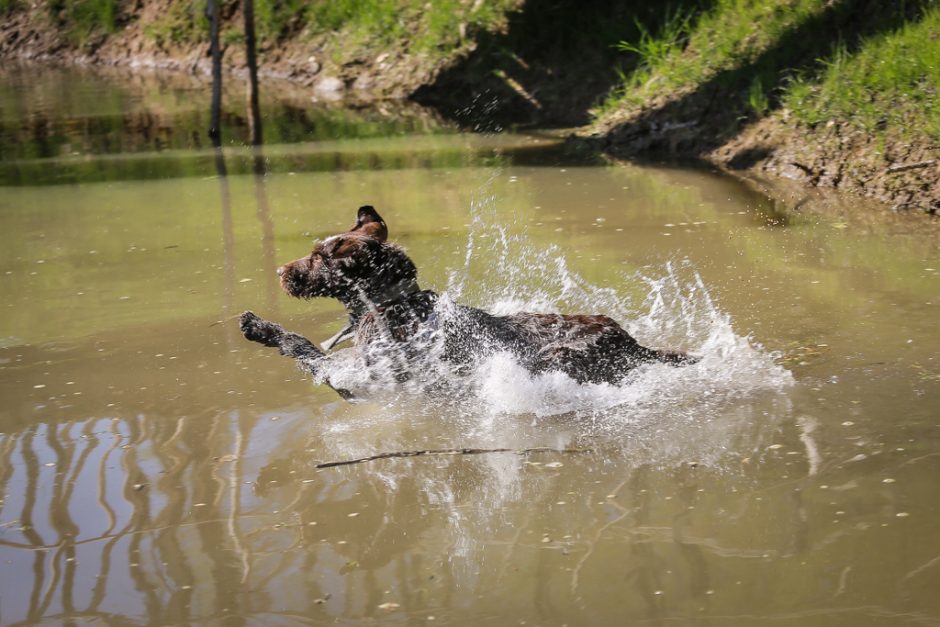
[318, 216, 792, 427]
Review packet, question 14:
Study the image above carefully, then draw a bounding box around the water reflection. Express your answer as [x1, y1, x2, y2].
[251, 149, 280, 313]
[214, 145, 237, 326]
[5, 386, 929, 625]
[0, 402, 781, 624]
[0, 64, 446, 159]
[0, 62, 456, 186]
[2, 66, 940, 626]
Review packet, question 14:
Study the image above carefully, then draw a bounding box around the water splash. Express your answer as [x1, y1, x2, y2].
[322, 202, 792, 428]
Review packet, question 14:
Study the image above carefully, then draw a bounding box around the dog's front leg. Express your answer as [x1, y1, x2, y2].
[239, 311, 353, 400]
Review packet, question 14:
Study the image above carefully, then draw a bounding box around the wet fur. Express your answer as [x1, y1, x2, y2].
[241, 206, 694, 397]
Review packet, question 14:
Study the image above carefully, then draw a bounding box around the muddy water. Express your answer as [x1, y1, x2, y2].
[1, 66, 940, 626]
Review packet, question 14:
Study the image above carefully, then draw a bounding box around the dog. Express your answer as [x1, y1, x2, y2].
[240, 206, 695, 399]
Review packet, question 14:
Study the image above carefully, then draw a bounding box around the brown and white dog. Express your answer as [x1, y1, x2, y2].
[240, 206, 695, 399]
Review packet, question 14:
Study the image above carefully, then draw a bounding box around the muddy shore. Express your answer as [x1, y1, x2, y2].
[2, 3, 936, 216]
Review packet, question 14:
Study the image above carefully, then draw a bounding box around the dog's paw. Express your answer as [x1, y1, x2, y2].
[239, 311, 283, 347]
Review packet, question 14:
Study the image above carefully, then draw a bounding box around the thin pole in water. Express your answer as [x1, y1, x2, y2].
[207, 0, 223, 145]
[243, 0, 263, 146]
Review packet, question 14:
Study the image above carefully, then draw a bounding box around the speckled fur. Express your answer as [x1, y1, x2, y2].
[242, 206, 695, 392]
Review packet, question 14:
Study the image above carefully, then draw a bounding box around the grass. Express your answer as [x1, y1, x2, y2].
[747, 75, 770, 116]
[143, 0, 207, 47]
[140, 0, 515, 57]
[784, 7, 940, 139]
[47, 0, 119, 45]
[255, 0, 308, 41]
[18, 0, 938, 144]
[302, 0, 516, 54]
[602, 0, 825, 112]
[599, 0, 940, 141]
[615, 7, 696, 81]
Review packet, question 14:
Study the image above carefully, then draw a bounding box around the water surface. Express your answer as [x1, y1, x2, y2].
[1, 65, 939, 626]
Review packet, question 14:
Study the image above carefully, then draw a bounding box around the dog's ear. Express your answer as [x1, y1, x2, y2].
[349, 205, 388, 242]
[326, 236, 363, 260]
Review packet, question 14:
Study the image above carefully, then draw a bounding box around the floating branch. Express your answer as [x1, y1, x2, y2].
[315, 447, 590, 469]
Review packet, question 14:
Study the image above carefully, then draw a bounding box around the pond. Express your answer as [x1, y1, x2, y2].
[1, 65, 939, 626]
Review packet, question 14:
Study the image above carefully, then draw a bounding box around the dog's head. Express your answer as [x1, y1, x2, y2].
[277, 206, 418, 309]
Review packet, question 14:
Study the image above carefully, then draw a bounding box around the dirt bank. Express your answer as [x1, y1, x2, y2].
[715, 117, 938, 215]
[1, 0, 936, 215]
[0, 0, 506, 102]
[584, 86, 939, 216]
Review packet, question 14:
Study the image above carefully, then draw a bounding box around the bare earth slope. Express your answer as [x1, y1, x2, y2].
[1, 0, 936, 214]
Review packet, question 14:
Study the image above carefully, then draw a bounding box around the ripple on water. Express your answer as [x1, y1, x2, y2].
[317, 207, 793, 470]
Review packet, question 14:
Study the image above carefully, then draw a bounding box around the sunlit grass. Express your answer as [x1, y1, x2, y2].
[303, 0, 517, 55]
[141, 0, 517, 57]
[784, 7, 940, 139]
[598, 0, 940, 141]
[600, 0, 823, 114]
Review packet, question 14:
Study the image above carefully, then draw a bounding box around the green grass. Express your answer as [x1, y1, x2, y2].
[255, 0, 309, 40]
[599, 0, 940, 141]
[615, 6, 696, 80]
[47, 0, 119, 45]
[747, 75, 770, 116]
[602, 0, 824, 112]
[140, 0, 515, 59]
[143, 0, 207, 47]
[784, 7, 940, 139]
[303, 0, 516, 54]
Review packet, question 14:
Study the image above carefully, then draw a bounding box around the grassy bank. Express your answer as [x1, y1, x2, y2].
[0, 0, 525, 103]
[591, 0, 938, 212]
[598, 0, 939, 142]
[75, 0, 518, 58]
[2, 0, 937, 211]
[784, 7, 940, 141]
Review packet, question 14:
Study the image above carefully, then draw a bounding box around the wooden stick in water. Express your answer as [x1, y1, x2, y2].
[316, 447, 590, 468]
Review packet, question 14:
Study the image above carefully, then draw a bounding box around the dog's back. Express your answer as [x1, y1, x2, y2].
[353, 290, 690, 384]
[245, 206, 696, 396]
